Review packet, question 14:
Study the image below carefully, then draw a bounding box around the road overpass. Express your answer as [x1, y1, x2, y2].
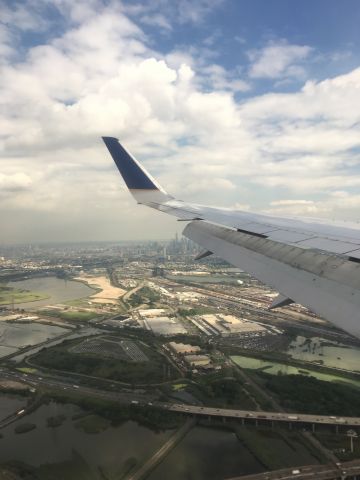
[164, 403, 360, 429]
[226, 460, 360, 480]
[2, 368, 360, 432]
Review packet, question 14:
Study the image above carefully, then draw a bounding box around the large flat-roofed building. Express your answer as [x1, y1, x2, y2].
[184, 354, 211, 367]
[192, 314, 269, 337]
[143, 316, 187, 336]
[176, 291, 203, 303]
[138, 308, 167, 318]
[168, 342, 201, 355]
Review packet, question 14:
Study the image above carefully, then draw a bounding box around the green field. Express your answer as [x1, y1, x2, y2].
[172, 383, 187, 391]
[17, 367, 38, 374]
[0, 284, 49, 305]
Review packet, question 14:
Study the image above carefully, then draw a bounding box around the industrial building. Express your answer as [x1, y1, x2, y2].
[143, 316, 187, 336]
[184, 354, 211, 367]
[191, 314, 269, 337]
[168, 342, 201, 355]
[138, 308, 168, 318]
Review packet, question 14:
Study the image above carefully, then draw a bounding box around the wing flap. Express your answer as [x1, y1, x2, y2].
[184, 221, 360, 338]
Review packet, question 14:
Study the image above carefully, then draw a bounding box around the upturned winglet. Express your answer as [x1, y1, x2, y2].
[102, 136, 172, 204]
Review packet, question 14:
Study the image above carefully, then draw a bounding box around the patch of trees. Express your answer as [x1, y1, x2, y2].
[127, 287, 160, 307]
[260, 372, 360, 416]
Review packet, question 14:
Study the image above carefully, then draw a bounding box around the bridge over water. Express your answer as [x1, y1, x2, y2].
[226, 460, 360, 480]
[162, 403, 360, 432]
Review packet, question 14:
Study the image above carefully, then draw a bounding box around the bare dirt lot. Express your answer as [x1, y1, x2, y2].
[75, 275, 126, 304]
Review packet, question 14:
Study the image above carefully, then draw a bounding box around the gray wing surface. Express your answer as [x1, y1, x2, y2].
[103, 137, 360, 338]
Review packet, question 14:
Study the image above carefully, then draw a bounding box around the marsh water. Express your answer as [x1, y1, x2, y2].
[148, 425, 264, 480]
[0, 394, 27, 420]
[288, 336, 360, 372]
[0, 322, 69, 358]
[8, 277, 94, 309]
[0, 399, 263, 479]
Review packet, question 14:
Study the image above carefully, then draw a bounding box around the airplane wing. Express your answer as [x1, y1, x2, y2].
[102, 137, 360, 339]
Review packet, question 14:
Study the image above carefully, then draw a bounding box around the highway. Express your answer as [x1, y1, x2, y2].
[165, 403, 360, 428]
[226, 460, 360, 479]
[2, 368, 360, 479]
[0, 368, 156, 406]
[2, 368, 360, 430]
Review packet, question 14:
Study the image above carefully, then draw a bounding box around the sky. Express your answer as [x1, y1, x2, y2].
[1, 0, 360, 243]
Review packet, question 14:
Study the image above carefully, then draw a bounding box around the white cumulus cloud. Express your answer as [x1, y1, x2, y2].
[248, 40, 312, 79]
[1, 2, 360, 242]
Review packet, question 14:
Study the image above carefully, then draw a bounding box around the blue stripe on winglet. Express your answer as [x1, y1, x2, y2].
[102, 137, 158, 190]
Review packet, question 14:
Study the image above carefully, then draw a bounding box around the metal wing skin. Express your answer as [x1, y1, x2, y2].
[102, 137, 360, 338]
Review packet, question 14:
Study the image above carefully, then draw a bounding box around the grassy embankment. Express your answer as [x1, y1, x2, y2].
[0, 283, 49, 305]
[39, 309, 104, 322]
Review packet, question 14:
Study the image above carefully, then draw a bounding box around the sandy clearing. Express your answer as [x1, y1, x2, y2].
[75, 275, 126, 304]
